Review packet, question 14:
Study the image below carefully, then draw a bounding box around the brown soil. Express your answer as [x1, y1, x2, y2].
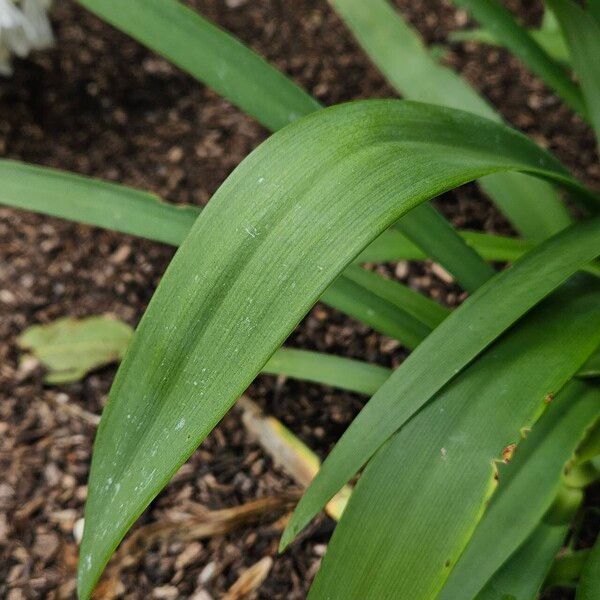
[0, 1, 597, 599]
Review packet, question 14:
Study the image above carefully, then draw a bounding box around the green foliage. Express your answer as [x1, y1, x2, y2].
[451, 0, 586, 117]
[18, 316, 133, 384]
[330, 0, 573, 241]
[578, 537, 600, 600]
[549, 0, 600, 150]
[1, 1, 599, 599]
[77, 99, 595, 599]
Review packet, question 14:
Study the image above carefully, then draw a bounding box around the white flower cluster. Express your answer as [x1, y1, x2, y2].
[0, 0, 53, 75]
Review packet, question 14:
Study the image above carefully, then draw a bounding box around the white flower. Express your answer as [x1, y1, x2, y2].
[0, 0, 53, 75]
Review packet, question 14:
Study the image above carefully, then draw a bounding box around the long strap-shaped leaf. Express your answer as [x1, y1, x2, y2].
[451, 0, 586, 117]
[77, 100, 597, 598]
[330, 0, 573, 241]
[578, 536, 600, 600]
[307, 281, 600, 599]
[548, 0, 600, 150]
[476, 522, 569, 600]
[283, 225, 600, 547]
[0, 156, 535, 266]
[0, 159, 440, 346]
[261, 348, 390, 397]
[439, 378, 600, 599]
[79, 0, 320, 131]
[76, 0, 495, 292]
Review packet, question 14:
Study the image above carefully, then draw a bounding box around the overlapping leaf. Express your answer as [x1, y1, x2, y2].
[77, 0, 492, 290]
[0, 159, 437, 347]
[439, 378, 600, 599]
[548, 0, 600, 149]
[76, 100, 597, 598]
[307, 280, 600, 599]
[451, 0, 586, 116]
[283, 214, 600, 550]
[330, 0, 572, 241]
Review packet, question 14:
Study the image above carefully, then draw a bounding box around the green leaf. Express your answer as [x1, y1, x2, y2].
[451, 0, 586, 117]
[283, 215, 600, 550]
[449, 7, 572, 66]
[77, 100, 595, 598]
[0, 159, 200, 247]
[395, 203, 494, 292]
[578, 536, 600, 600]
[321, 266, 448, 350]
[0, 157, 536, 268]
[76, 0, 320, 132]
[0, 159, 434, 346]
[261, 347, 390, 397]
[545, 549, 591, 589]
[548, 0, 600, 149]
[306, 281, 600, 599]
[330, 0, 573, 241]
[588, 0, 600, 24]
[476, 522, 569, 600]
[337, 265, 449, 330]
[439, 377, 600, 599]
[77, 0, 492, 291]
[18, 316, 133, 384]
[357, 227, 532, 263]
[579, 348, 600, 378]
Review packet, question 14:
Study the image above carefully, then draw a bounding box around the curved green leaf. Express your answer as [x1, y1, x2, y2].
[77, 100, 596, 599]
[307, 281, 600, 599]
[0, 159, 199, 246]
[330, 0, 573, 241]
[0, 158, 534, 267]
[283, 216, 600, 549]
[440, 378, 600, 599]
[0, 159, 434, 346]
[548, 0, 600, 149]
[77, 0, 492, 290]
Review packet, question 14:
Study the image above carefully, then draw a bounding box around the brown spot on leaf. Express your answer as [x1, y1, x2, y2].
[502, 443, 517, 464]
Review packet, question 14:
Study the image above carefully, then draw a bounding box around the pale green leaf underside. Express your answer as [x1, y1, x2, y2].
[77, 100, 596, 598]
[309, 281, 600, 599]
[331, 0, 572, 241]
[18, 316, 133, 384]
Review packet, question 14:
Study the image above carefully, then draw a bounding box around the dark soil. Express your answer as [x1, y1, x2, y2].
[0, 1, 597, 599]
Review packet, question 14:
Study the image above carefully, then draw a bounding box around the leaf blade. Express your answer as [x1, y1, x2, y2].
[307, 283, 600, 599]
[76, 100, 593, 598]
[548, 0, 600, 149]
[330, 0, 573, 241]
[282, 215, 600, 549]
